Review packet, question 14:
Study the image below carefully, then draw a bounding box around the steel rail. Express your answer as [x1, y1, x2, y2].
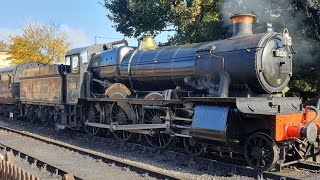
[0, 125, 181, 180]
[69, 130, 316, 180]
[0, 125, 302, 180]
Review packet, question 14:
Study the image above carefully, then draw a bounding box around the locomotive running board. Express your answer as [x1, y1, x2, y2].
[236, 97, 302, 115]
[85, 122, 168, 131]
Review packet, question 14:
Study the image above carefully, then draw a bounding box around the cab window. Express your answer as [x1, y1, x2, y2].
[72, 56, 79, 73]
[65, 57, 71, 66]
[81, 52, 88, 65]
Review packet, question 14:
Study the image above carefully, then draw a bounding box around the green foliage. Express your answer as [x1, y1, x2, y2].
[104, 0, 227, 44]
[6, 22, 70, 65]
[105, 0, 170, 37]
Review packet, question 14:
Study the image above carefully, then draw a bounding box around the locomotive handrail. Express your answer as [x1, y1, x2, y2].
[197, 46, 226, 71]
[209, 53, 225, 71]
[304, 105, 320, 126]
[109, 39, 128, 47]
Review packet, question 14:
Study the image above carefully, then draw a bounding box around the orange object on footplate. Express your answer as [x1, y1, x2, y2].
[275, 111, 320, 142]
[286, 126, 302, 138]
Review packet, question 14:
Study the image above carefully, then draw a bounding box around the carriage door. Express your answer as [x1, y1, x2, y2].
[66, 55, 80, 104]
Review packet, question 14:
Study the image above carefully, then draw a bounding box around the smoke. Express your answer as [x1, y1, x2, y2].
[220, 0, 305, 33]
[221, 0, 320, 65]
[55, 124, 66, 131]
[184, 76, 218, 96]
[221, 0, 277, 23]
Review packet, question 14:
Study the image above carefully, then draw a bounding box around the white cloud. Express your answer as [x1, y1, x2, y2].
[0, 24, 90, 49]
[59, 24, 90, 48]
[0, 27, 21, 42]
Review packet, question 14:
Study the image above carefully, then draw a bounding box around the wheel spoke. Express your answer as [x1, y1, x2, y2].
[158, 133, 162, 146]
[183, 138, 204, 156]
[145, 113, 153, 120]
[111, 102, 133, 141]
[259, 137, 263, 146]
[84, 104, 102, 136]
[244, 133, 278, 171]
[144, 109, 172, 149]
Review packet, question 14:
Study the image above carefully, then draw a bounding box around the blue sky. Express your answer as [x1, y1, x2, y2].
[0, 0, 173, 48]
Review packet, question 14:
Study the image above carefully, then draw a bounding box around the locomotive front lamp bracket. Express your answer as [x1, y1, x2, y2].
[283, 28, 292, 46]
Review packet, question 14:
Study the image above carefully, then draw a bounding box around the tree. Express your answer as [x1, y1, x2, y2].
[6, 22, 70, 65]
[104, 0, 227, 45]
[0, 40, 8, 51]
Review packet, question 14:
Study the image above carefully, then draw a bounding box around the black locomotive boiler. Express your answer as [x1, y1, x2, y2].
[90, 14, 293, 97]
[1, 13, 319, 172]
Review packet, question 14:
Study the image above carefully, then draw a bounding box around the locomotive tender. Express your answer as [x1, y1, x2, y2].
[0, 13, 319, 171]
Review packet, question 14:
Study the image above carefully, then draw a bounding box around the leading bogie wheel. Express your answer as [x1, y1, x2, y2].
[244, 132, 279, 171]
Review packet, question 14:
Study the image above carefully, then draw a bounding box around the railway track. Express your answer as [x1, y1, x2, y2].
[0, 124, 306, 180]
[0, 125, 183, 180]
[0, 142, 79, 180]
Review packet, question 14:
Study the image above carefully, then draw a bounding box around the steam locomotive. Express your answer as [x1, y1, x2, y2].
[0, 13, 319, 171]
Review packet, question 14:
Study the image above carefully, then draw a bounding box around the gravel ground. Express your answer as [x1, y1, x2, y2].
[0, 130, 151, 180]
[0, 117, 319, 180]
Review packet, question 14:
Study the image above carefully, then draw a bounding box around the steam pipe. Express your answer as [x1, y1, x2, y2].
[304, 106, 319, 126]
[209, 50, 230, 97]
[218, 71, 230, 97]
[316, 98, 320, 109]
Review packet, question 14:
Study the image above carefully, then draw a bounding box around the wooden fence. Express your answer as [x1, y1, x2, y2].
[0, 151, 75, 180]
[0, 158, 40, 180]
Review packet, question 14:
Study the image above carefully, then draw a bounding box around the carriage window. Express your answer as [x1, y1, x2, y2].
[72, 56, 79, 73]
[81, 52, 88, 65]
[1, 75, 8, 81]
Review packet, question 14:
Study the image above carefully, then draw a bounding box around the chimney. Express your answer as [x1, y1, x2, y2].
[230, 13, 256, 38]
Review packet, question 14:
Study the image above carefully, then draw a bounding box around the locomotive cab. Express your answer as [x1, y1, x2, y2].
[64, 49, 86, 104]
[65, 40, 130, 103]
